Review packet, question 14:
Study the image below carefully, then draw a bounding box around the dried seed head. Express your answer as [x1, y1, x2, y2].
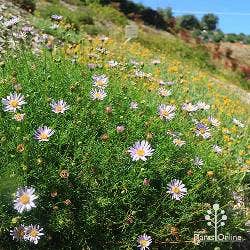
[17, 144, 25, 153]
[60, 169, 69, 179]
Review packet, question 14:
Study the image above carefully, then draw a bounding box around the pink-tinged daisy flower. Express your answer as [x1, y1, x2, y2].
[14, 187, 37, 213]
[182, 103, 198, 112]
[232, 118, 245, 128]
[137, 233, 152, 250]
[50, 100, 69, 114]
[10, 225, 26, 241]
[3, 16, 19, 28]
[2, 92, 26, 112]
[24, 224, 44, 244]
[167, 179, 187, 200]
[128, 140, 154, 161]
[51, 14, 63, 21]
[173, 138, 186, 147]
[195, 123, 211, 139]
[158, 104, 175, 121]
[193, 156, 204, 167]
[90, 89, 107, 100]
[34, 126, 54, 142]
[92, 74, 109, 88]
[196, 101, 210, 110]
[158, 88, 172, 97]
[13, 113, 25, 121]
[116, 125, 125, 133]
[130, 101, 138, 109]
[208, 116, 221, 127]
[213, 145, 222, 154]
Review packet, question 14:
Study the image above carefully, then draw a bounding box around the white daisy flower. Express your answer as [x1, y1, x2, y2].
[194, 156, 204, 167]
[151, 59, 161, 65]
[167, 179, 187, 200]
[158, 104, 175, 121]
[134, 70, 145, 78]
[24, 224, 44, 244]
[196, 101, 210, 110]
[130, 101, 138, 109]
[137, 233, 152, 250]
[13, 113, 25, 122]
[128, 140, 154, 161]
[50, 100, 69, 114]
[213, 145, 222, 154]
[167, 81, 175, 86]
[159, 80, 166, 85]
[173, 138, 186, 147]
[158, 88, 172, 97]
[232, 118, 245, 128]
[10, 225, 26, 241]
[34, 126, 54, 142]
[130, 59, 139, 66]
[208, 116, 221, 127]
[108, 60, 118, 67]
[182, 103, 198, 112]
[90, 89, 107, 100]
[92, 74, 109, 88]
[2, 92, 26, 112]
[14, 187, 37, 213]
[99, 35, 109, 42]
[195, 123, 211, 139]
[51, 23, 59, 30]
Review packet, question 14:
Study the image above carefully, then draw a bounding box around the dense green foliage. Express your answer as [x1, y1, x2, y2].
[201, 13, 219, 31]
[178, 15, 200, 30]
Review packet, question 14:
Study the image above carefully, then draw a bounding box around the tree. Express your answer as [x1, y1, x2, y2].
[179, 15, 200, 30]
[157, 7, 175, 29]
[157, 7, 173, 20]
[201, 13, 219, 31]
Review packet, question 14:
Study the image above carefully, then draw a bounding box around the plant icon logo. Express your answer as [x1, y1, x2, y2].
[205, 204, 228, 241]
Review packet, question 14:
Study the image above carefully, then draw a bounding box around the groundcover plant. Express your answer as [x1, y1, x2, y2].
[0, 1, 249, 250]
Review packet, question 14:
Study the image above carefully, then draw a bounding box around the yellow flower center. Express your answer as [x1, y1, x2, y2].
[19, 194, 30, 205]
[136, 148, 145, 157]
[199, 128, 206, 134]
[162, 110, 169, 116]
[55, 105, 63, 112]
[39, 133, 48, 140]
[95, 93, 102, 99]
[140, 239, 148, 247]
[96, 80, 104, 86]
[29, 229, 38, 238]
[9, 99, 19, 108]
[172, 186, 180, 194]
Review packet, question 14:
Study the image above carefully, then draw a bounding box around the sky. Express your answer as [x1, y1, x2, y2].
[133, 0, 250, 34]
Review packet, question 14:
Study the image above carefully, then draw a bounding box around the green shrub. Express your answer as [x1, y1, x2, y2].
[35, 3, 94, 29]
[12, 0, 36, 13]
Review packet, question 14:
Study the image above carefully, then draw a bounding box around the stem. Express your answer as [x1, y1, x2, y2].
[214, 209, 218, 241]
